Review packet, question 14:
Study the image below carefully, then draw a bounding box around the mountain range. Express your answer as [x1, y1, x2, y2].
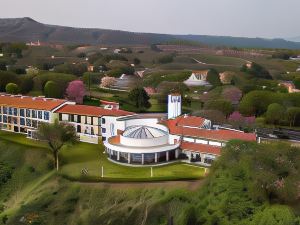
[0, 17, 300, 49]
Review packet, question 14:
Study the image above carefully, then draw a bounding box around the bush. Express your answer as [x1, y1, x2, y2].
[44, 81, 61, 98]
[5, 83, 19, 94]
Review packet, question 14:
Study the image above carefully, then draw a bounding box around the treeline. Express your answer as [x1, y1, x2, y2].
[239, 90, 300, 126]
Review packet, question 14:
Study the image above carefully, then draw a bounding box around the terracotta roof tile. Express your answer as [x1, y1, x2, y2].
[55, 104, 134, 117]
[181, 141, 221, 155]
[164, 116, 256, 142]
[0, 94, 67, 111]
[177, 115, 205, 127]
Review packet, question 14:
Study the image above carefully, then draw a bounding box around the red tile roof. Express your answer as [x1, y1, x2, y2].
[177, 115, 205, 128]
[164, 116, 256, 142]
[0, 94, 67, 111]
[181, 141, 221, 155]
[55, 104, 134, 117]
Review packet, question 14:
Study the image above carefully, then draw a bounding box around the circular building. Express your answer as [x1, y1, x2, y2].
[104, 125, 180, 165]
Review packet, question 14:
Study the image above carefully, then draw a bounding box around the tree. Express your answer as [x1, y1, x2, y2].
[133, 58, 141, 65]
[222, 87, 242, 104]
[293, 77, 300, 89]
[0, 71, 19, 92]
[265, 103, 285, 125]
[100, 76, 117, 88]
[66, 80, 85, 104]
[286, 107, 300, 127]
[241, 62, 272, 79]
[128, 87, 151, 110]
[44, 81, 61, 98]
[5, 83, 19, 94]
[252, 205, 295, 225]
[19, 75, 34, 94]
[207, 69, 221, 86]
[204, 99, 234, 117]
[239, 91, 275, 116]
[37, 120, 78, 171]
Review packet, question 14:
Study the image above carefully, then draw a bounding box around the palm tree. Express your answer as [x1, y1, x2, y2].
[37, 119, 78, 171]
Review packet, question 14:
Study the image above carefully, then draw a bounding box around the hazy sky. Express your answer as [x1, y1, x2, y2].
[1, 0, 299, 38]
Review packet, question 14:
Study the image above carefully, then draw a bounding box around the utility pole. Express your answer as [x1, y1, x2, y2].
[151, 167, 153, 177]
[101, 166, 104, 178]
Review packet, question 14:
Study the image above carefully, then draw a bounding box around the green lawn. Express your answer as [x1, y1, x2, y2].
[0, 131, 205, 182]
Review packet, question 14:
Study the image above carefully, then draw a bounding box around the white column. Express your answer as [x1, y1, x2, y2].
[175, 149, 179, 159]
[128, 153, 131, 164]
[166, 151, 169, 162]
[117, 151, 120, 161]
[155, 153, 158, 163]
[142, 154, 144, 165]
[200, 153, 205, 163]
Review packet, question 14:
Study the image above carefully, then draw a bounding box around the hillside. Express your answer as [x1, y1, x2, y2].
[1, 17, 300, 49]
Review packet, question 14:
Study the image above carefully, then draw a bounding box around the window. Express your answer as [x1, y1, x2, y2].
[101, 118, 106, 124]
[102, 128, 106, 133]
[13, 108, 17, 116]
[3, 107, 7, 114]
[70, 114, 74, 122]
[77, 125, 81, 133]
[8, 107, 12, 115]
[26, 109, 31, 117]
[20, 118, 25, 126]
[91, 127, 94, 135]
[3, 115, 7, 123]
[38, 111, 43, 119]
[26, 119, 31, 127]
[0, 115, 2, 123]
[32, 110, 37, 118]
[32, 120, 37, 128]
[20, 109, 25, 117]
[44, 112, 50, 121]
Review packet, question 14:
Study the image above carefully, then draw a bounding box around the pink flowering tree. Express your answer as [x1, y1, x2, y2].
[66, 80, 85, 104]
[100, 76, 117, 88]
[222, 87, 243, 104]
[228, 111, 255, 129]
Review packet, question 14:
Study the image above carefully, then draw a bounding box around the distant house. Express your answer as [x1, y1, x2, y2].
[219, 71, 235, 84]
[114, 49, 121, 54]
[279, 81, 300, 93]
[26, 40, 41, 46]
[87, 65, 94, 72]
[184, 70, 210, 86]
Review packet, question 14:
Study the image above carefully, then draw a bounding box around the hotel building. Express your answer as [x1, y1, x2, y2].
[0, 93, 257, 166]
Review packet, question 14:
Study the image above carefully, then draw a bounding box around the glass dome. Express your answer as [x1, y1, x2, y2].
[122, 126, 167, 139]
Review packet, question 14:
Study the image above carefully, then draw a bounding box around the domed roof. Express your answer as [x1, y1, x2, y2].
[123, 126, 167, 139]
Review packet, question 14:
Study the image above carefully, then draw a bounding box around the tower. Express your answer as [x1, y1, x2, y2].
[168, 94, 182, 119]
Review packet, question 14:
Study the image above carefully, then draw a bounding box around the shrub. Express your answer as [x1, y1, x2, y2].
[5, 83, 19, 94]
[44, 81, 61, 98]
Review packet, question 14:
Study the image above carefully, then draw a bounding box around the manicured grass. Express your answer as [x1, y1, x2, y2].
[0, 131, 205, 182]
[60, 141, 205, 182]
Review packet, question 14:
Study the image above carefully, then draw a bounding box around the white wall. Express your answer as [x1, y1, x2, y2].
[120, 135, 168, 147]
